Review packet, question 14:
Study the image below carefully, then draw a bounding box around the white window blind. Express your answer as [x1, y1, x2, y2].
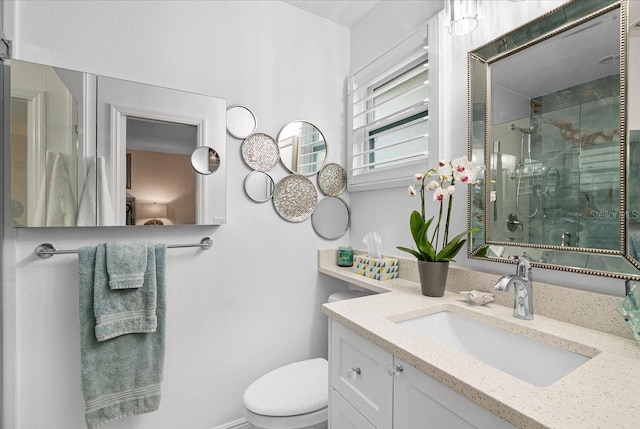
[348, 20, 437, 191]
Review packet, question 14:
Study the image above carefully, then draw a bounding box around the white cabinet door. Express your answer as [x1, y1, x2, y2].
[330, 321, 393, 429]
[393, 358, 517, 429]
[330, 388, 377, 429]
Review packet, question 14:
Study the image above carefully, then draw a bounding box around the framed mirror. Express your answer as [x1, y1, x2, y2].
[468, 0, 640, 280]
[6, 59, 227, 227]
[191, 146, 221, 175]
[244, 171, 275, 202]
[277, 120, 327, 175]
[226, 105, 257, 139]
[311, 196, 350, 239]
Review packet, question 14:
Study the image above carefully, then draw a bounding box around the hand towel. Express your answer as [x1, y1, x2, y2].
[78, 243, 166, 429]
[77, 157, 115, 226]
[106, 241, 148, 289]
[94, 243, 157, 341]
[33, 151, 77, 226]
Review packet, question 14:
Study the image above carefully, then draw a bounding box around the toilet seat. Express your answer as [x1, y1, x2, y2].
[243, 358, 328, 417]
[245, 406, 327, 429]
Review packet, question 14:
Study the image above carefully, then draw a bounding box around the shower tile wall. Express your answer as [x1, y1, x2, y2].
[530, 75, 620, 250]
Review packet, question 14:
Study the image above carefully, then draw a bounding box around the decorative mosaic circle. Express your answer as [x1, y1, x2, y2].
[273, 174, 318, 222]
[318, 163, 347, 196]
[241, 133, 280, 172]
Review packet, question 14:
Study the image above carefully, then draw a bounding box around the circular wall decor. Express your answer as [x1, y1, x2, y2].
[318, 163, 347, 196]
[244, 171, 275, 203]
[273, 174, 318, 222]
[276, 120, 327, 176]
[227, 105, 257, 139]
[311, 196, 350, 239]
[241, 133, 280, 172]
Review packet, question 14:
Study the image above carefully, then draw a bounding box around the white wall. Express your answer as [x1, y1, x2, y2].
[3, 1, 349, 428]
[349, 0, 628, 295]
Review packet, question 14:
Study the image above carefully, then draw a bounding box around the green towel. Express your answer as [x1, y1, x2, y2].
[106, 241, 148, 289]
[94, 244, 157, 341]
[78, 243, 166, 429]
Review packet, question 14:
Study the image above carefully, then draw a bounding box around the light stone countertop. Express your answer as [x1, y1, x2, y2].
[319, 250, 640, 429]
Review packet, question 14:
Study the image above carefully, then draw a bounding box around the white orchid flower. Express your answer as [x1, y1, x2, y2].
[452, 156, 481, 183]
[446, 185, 455, 195]
[414, 173, 424, 181]
[408, 185, 416, 196]
[426, 180, 440, 191]
[433, 188, 450, 202]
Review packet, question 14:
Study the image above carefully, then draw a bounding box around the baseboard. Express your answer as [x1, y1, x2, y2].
[210, 417, 252, 429]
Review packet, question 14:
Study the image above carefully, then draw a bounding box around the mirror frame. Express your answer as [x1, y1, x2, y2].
[467, 0, 640, 280]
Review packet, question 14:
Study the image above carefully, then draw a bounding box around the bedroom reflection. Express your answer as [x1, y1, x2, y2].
[125, 117, 198, 225]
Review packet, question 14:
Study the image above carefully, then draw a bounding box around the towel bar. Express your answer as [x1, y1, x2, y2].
[34, 237, 213, 259]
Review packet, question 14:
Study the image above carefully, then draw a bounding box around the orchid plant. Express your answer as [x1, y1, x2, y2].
[397, 156, 481, 262]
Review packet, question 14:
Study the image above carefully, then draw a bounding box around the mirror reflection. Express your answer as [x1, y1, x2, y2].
[469, 0, 640, 279]
[191, 146, 220, 175]
[489, 8, 621, 251]
[7, 59, 227, 227]
[243, 171, 275, 203]
[277, 121, 327, 175]
[10, 60, 80, 226]
[227, 105, 257, 139]
[311, 196, 350, 240]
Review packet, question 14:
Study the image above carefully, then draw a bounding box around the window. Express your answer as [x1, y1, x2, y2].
[348, 20, 437, 191]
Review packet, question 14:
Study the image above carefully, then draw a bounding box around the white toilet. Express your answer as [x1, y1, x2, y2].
[242, 290, 372, 429]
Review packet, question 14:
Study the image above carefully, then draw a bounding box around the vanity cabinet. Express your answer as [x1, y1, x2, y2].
[329, 320, 517, 429]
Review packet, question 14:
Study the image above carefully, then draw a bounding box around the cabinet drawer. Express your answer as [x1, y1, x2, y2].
[330, 388, 376, 429]
[330, 320, 393, 429]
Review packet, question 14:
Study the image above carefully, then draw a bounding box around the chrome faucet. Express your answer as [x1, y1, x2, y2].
[494, 256, 534, 320]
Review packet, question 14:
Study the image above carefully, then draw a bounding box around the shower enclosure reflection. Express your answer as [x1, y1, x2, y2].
[489, 7, 621, 252]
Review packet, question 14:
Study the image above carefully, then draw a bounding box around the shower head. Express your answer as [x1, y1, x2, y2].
[511, 123, 536, 135]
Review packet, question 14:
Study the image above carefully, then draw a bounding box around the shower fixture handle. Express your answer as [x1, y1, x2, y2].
[507, 213, 523, 232]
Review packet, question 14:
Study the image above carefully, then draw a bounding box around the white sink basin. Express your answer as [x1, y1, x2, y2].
[397, 310, 591, 387]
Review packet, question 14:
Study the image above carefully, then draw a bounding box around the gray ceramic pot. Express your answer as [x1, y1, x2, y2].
[417, 260, 449, 297]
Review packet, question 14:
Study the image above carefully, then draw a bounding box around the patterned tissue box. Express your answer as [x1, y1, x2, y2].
[352, 255, 399, 280]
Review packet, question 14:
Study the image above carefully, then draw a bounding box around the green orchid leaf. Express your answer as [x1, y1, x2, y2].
[396, 246, 422, 260]
[410, 211, 432, 245]
[435, 227, 477, 261]
[416, 221, 436, 260]
[474, 244, 490, 257]
[436, 239, 466, 261]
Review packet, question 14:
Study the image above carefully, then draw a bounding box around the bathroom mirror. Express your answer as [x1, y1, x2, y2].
[277, 121, 327, 175]
[6, 59, 227, 227]
[468, 0, 640, 280]
[9, 60, 81, 226]
[191, 146, 221, 175]
[244, 171, 275, 202]
[226, 105, 257, 139]
[311, 196, 350, 239]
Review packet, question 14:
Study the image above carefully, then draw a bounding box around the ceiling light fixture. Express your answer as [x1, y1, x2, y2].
[445, 0, 479, 36]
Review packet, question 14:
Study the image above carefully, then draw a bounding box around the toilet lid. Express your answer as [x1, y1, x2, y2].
[243, 358, 328, 417]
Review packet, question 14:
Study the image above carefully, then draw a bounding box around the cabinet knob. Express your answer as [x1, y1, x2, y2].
[388, 365, 403, 377]
[347, 367, 361, 380]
